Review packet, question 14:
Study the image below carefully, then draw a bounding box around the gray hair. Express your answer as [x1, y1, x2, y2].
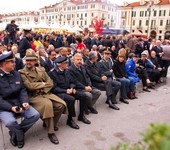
[72, 53, 82, 60]
[88, 51, 98, 60]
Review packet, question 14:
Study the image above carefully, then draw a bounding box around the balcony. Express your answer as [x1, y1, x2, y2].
[150, 26, 157, 30]
[165, 25, 170, 30]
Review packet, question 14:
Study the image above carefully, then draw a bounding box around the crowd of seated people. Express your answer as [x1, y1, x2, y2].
[0, 28, 170, 148]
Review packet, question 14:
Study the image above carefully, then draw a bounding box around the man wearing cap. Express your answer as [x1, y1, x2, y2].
[48, 55, 91, 128]
[19, 49, 67, 144]
[18, 29, 32, 58]
[68, 53, 101, 114]
[97, 49, 121, 108]
[0, 51, 40, 148]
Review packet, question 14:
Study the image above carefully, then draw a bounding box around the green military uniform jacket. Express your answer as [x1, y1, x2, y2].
[19, 66, 67, 119]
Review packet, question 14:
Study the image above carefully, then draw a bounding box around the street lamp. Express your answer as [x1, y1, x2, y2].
[147, 0, 154, 37]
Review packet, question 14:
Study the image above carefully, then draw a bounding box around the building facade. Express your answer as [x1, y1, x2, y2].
[39, 0, 117, 28]
[117, 0, 170, 40]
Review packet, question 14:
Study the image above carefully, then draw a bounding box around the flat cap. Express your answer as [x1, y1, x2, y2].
[0, 51, 14, 62]
[141, 50, 148, 56]
[55, 56, 68, 64]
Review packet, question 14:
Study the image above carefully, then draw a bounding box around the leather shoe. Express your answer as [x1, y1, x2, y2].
[88, 107, 98, 114]
[17, 140, 24, 149]
[107, 100, 120, 110]
[67, 119, 79, 129]
[43, 121, 47, 128]
[109, 104, 120, 110]
[9, 131, 17, 146]
[143, 88, 151, 92]
[84, 109, 90, 115]
[54, 126, 59, 131]
[120, 98, 129, 104]
[48, 133, 59, 144]
[78, 115, 91, 124]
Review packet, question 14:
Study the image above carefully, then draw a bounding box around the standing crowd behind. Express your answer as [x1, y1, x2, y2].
[0, 20, 170, 148]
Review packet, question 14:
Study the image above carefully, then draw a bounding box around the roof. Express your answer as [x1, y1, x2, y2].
[127, 0, 170, 7]
[40, 0, 115, 9]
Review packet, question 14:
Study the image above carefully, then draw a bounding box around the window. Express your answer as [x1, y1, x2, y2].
[132, 20, 135, 26]
[132, 11, 136, 17]
[77, 14, 79, 17]
[85, 13, 87, 17]
[153, 10, 157, 17]
[160, 20, 163, 26]
[145, 11, 148, 17]
[139, 20, 142, 26]
[140, 11, 144, 17]
[77, 21, 79, 25]
[91, 13, 94, 17]
[146, 20, 149, 26]
[166, 20, 170, 25]
[81, 14, 83, 18]
[145, 30, 148, 33]
[159, 30, 162, 34]
[159, 10, 166, 16]
[85, 21, 87, 25]
[159, 36, 161, 40]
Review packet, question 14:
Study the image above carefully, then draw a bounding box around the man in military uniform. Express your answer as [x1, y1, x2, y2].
[19, 49, 67, 145]
[0, 51, 40, 148]
[48, 56, 91, 128]
[18, 29, 32, 58]
[97, 49, 129, 104]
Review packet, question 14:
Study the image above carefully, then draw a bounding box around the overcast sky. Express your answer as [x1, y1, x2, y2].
[0, 0, 137, 13]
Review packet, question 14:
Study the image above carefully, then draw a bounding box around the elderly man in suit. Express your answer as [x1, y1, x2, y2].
[48, 56, 91, 127]
[84, 51, 120, 110]
[19, 49, 67, 145]
[68, 53, 101, 114]
[0, 51, 40, 148]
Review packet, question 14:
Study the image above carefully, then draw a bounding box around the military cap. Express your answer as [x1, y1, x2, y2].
[0, 51, 14, 62]
[55, 56, 68, 64]
[25, 49, 38, 60]
[23, 28, 31, 34]
[104, 48, 111, 54]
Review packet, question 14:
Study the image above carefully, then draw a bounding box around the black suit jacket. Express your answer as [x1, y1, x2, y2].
[18, 37, 31, 58]
[83, 60, 103, 83]
[68, 64, 92, 90]
[44, 58, 55, 73]
[135, 44, 144, 58]
[15, 57, 24, 71]
[39, 57, 46, 67]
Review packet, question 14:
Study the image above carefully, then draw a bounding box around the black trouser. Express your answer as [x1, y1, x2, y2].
[92, 78, 120, 103]
[137, 69, 148, 87]
[161, 60, 170, 77]
[57, 91, 87, 117]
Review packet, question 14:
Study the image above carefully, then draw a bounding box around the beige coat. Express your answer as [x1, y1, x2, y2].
[19, 66, 67, 119]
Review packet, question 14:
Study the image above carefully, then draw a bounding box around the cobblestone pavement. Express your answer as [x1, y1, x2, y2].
[1, 72, 170, 150]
